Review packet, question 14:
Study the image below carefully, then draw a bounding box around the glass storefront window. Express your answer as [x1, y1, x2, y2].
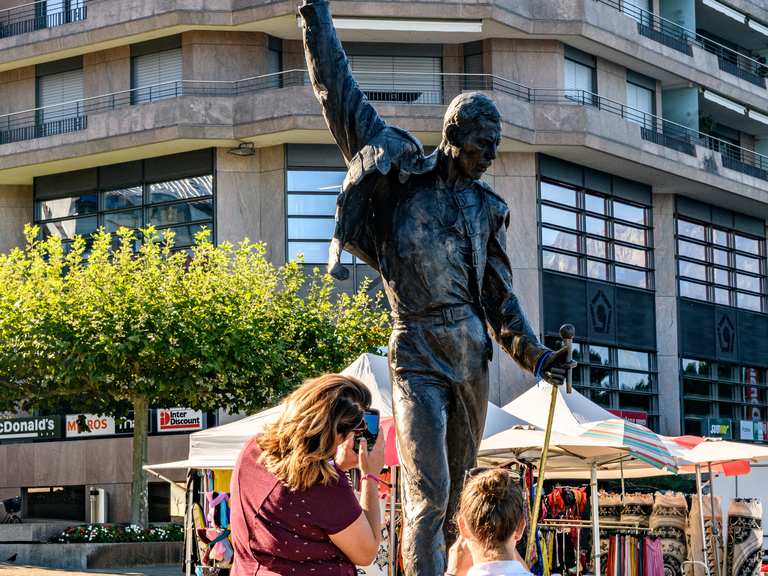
[539, 177, 652, 288]
[546, 336, 658, 429]
[37, 194, 98, 220]
[34, 170, 214, 251]
[677, 216, 765, 312]
[681, 358, 768, 442]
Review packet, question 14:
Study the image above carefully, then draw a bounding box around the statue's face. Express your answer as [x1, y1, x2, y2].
[454, 117, 502, 180]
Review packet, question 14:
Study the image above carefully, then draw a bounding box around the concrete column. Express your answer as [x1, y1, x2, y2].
[0, 185, 32, 254]
[661, 0, 696, 30]
[0, 66, 35, 116]
[443, 44, 461, 102]
[488, 39, 563, 89]
[182, 31, 273, 81]
[596, 57, 627, 104]
[662, 87, 699, 132]
[83, 46, 130, 99]
[653, 194, 681, 435]
[485, 152, 541, 405]
[282, 40, 306, 72]
[215, 145, 286, 264]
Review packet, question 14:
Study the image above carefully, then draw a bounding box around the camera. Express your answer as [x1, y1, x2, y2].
[353, 409, 379, 453]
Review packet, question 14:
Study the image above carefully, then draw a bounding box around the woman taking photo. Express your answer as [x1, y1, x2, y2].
[230, 373, 386, 576]
[446, 468, 532, 576]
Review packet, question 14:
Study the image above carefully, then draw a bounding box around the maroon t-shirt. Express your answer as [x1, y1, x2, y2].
[230, 438, 362, 576]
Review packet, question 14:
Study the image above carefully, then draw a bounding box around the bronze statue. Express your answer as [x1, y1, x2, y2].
[299, 2, 575, 573]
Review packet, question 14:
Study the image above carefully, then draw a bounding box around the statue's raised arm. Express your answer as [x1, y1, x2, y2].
[300, 0, 386, 163]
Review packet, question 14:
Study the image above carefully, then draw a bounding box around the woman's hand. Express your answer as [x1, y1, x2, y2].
[446, 535, 473, 576]
[358, 435, 385, 476]
[334, 434, 358, 471]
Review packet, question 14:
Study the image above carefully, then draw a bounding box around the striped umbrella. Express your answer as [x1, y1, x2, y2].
[578, 418, 677, 471]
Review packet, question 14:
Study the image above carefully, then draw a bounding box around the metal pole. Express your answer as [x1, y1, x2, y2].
[524, 383, 558, 560]
[696, 464, 711, 574]
[707, 462, 721, 576]
[620, 457, 625, 498]
[590, 461, 600, 575]
[525, 323, 575, 561]
[389, 466, 397, 576]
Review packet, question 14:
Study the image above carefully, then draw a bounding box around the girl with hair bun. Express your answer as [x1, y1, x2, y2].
[445, 468, 532, 576]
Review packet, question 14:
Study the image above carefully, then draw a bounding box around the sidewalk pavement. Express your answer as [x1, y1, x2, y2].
[0, 565, 181, 576]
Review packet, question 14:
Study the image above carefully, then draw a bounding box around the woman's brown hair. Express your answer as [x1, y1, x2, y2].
[458, 468, 526, 550]
[257, 373, 372, 491]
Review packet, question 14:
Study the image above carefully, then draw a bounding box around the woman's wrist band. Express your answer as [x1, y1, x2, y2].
[362, 473, 391, 487]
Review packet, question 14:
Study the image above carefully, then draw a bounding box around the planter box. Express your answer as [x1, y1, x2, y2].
[0, 521, 72, 543]
[0, 541, 182, 569]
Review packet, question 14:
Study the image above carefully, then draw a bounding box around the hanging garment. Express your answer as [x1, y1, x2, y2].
[644, 538, 664, 576]
[688, 495, 723, 576]
[622, 493, 654, 527]
[650, 492, 688, 576]
[600, 493, 622, 575]
[725, 498, 763, 576]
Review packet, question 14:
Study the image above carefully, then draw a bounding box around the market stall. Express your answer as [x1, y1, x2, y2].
[146, 353, 533, 576]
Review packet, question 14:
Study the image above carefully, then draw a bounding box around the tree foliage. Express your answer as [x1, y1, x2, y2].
[0, 226, 390, 415]
[0, 226, 390, 524]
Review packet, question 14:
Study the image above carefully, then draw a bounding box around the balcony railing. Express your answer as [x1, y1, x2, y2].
[0, 0, 86, 39]
[1, 69, 767, 183]
[596, 0, 768, 88]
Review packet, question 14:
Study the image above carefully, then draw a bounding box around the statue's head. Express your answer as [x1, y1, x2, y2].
[439, 92, 501, 180]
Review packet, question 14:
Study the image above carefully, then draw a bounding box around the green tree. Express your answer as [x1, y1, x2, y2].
[0, 226, 390, 526]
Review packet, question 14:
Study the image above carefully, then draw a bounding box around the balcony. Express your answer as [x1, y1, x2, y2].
[0, 70, 766, 205]
[596, 0, 768, 89]
[0, 0, 86, 39]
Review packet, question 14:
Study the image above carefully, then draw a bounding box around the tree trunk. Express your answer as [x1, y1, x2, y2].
[130, 395, 149, 527]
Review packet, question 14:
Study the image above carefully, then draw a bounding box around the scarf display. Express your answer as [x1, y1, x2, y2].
[622, 493, 654, 527]
[688, 495, 723, 576]
[649, 492, 688, 576]
[725, 498, 763, 576]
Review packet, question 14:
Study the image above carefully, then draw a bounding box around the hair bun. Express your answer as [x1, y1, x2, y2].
[475, 469, 513, 498]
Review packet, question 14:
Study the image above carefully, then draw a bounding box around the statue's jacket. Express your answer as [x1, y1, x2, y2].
[300, 0, 549, 373]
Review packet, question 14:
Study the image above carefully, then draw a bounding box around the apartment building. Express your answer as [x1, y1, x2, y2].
[1, 0, 768, 522]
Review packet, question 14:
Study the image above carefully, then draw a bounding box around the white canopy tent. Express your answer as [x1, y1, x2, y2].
[503, 381, 616, 433]
[146, 353, 530, 472]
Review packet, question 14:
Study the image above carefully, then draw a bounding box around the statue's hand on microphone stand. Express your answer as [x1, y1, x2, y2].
[540, 346, 577, 387]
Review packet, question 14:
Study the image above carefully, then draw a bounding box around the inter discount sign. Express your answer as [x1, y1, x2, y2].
[0, 416, 61, 440]
[156, 408, 203, 432]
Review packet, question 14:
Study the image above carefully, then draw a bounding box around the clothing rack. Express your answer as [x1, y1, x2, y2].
[540, 519, 653, 532]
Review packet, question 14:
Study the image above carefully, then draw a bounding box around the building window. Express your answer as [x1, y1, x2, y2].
[676, 216, 765, 312]
[564, 46, 596, 105]
[25, 486, 86, 522]
[545, 337, 658, 430]
[286, 169, 348, 266]
[622, 0, 652, 26]
[36, 58, 83, 131]
[40, 0, 86, 29]
[681, 358, 768, 440]
[345, 43, 442, 105]
[463, 41, 484, 90]
[539, 178, 653, 289]
[286, 166, 377, 289]
[626, 70, 655, 129]
[131, 37, 183, 104]
[34, 150, 214, 252]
